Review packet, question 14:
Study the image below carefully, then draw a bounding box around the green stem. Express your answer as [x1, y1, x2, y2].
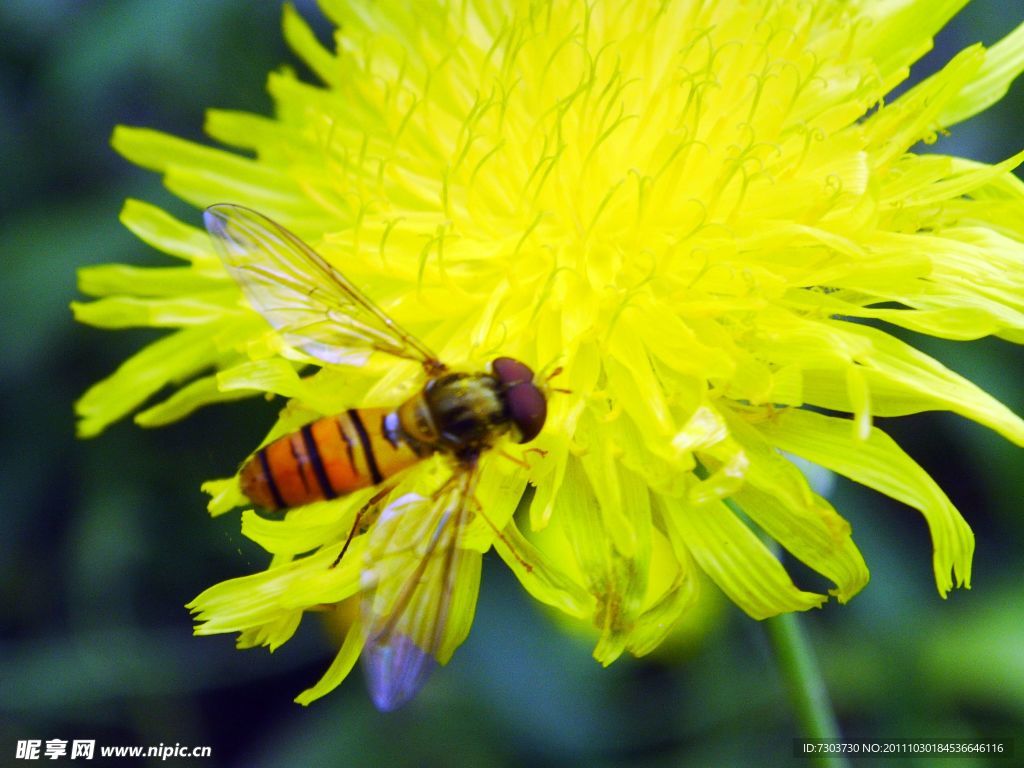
[765, 611, 850, 768]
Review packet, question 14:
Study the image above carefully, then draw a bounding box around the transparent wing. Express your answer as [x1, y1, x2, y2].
[204, 204, 439, 368]
[360, 468, 481, 711]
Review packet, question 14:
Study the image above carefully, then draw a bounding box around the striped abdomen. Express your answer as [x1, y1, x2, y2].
[240, 407, 422, 510]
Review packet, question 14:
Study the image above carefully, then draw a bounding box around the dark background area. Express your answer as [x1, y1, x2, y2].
[2, 2, 1022, 766]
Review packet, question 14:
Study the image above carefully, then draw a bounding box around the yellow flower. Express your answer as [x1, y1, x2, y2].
[75, 0, 1024, 705]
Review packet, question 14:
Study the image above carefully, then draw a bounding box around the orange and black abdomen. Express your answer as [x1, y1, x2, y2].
[240, 407, 421, 510]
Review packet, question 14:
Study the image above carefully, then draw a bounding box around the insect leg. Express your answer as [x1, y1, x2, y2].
[495, 447, 548, 469]
[460, 476, 534, 574]
[331, 482, 397, 569]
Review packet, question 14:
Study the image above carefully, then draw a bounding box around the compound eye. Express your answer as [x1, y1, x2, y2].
[491, 357, 547, 443]
[491, 357, 534, 387]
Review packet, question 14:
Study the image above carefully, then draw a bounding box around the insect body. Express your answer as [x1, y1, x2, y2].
[204, 204, 547, 710]
[242, 361, 544, 511]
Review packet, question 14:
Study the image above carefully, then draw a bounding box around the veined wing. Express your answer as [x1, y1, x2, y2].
[204, 204, 440, 369]
[360, 469, 481, 711]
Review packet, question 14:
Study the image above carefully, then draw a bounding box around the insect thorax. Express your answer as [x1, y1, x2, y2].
[395, 373, 509, 459]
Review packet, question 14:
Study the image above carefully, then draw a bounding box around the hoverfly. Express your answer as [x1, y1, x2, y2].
[204, 204, 548, 711]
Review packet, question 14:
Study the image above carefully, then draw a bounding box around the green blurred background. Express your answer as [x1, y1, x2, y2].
[2, 2, 1022, 766]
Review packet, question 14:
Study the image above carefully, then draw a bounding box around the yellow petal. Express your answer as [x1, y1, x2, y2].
[755, 408, 973, 595]
[662, 496, 827, 620]
[939, 20, 1024, 127]
[294, 615, 366, 705]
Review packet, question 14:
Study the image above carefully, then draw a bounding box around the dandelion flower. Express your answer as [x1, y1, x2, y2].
[75, 0, 1024, 706]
